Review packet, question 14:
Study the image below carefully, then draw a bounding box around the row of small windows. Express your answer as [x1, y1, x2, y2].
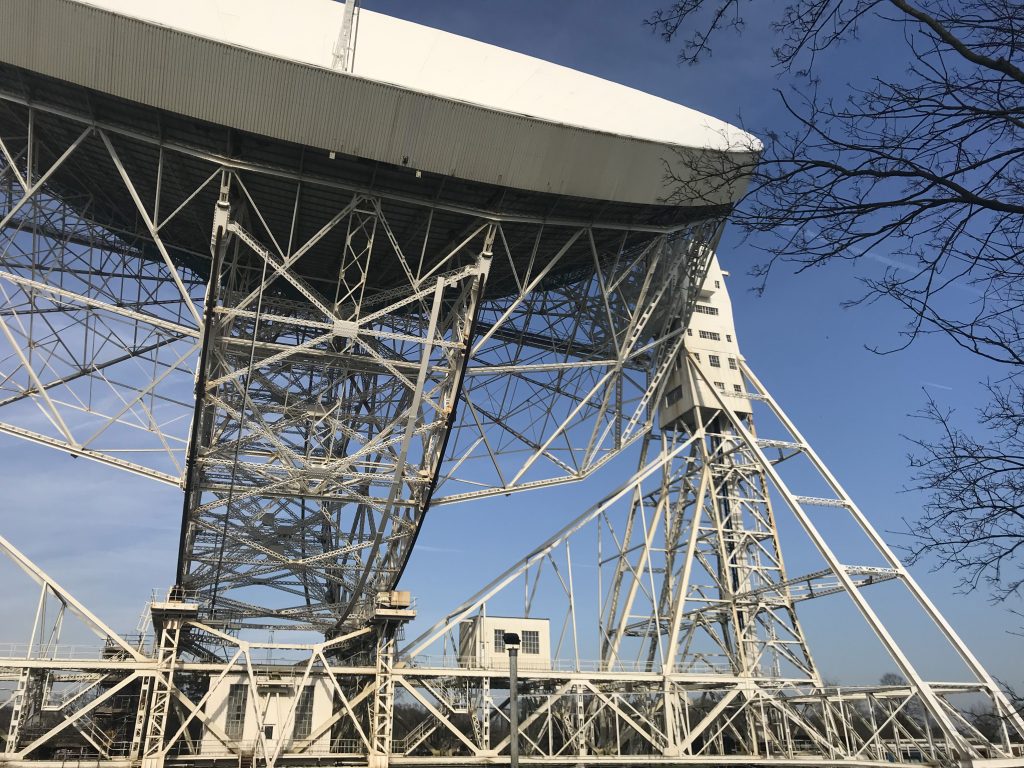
[695, 304, 719, 316]
[493, 629, 541, 654]
[687, 328, 733, 343]
[705, 355, 738, 370]
[667, 382, 744, 403]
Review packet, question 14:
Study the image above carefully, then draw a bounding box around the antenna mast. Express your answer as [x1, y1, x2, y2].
[332, 0, 361, 72]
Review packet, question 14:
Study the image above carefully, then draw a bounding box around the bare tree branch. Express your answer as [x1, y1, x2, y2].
[650, 0, 1024, 601]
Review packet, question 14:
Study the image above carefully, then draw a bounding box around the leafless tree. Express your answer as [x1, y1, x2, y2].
[649, 0, 1024, 603]
[906, 387, 1024, 600]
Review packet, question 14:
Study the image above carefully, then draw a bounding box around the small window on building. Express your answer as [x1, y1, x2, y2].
[522, 630, 540, 655]
[698, 330, 721, 341]
[728, 358, 737, 370]
[708, 355, 721, 368]
[693, 352, 700, 362]
[733, 384, 742, 393]
[714, 381, 725, 390]
[293, 685, 314, 741]
[687, 328, 692, 336]
[714, 280, 721, 288]
[493, 629, 506, 654]
[264, 725, 275, 741]
[226, 684, 247, 740]
[695, 304, 719, 316]
[726, 334, 732, 342]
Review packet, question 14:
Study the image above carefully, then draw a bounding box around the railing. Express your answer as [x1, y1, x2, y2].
[73, 711, 115, 754]
[43, 676, 106, 710]
[392, 718, 436, 754]
[54, 743, 132, 761]
[184, 738, 362, 757]
[330, 738, 362, 754]
[0, 643, 117, 661]
[405, 654, 731, 675]
[0, 643, 832, 679]
[152, 586, 203, 604]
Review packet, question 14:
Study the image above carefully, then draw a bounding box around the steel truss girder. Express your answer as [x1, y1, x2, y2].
[601, 391, 820, 684]
[0, 299, 1022, 768]
[0, 91, 725, 632]
[0, 624, 1019, 768]
[401, 352, 1024, 766]
[176, 176, 495, 633]
[2, 60, 1019, 768]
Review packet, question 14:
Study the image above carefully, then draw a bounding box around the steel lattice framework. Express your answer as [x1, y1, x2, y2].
[0, 83, 719, 634]
[2, 358, 1023, 767]
[1, 31, 1023, 768]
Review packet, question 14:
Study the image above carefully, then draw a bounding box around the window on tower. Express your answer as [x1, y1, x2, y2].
[709, 355, 721, 368]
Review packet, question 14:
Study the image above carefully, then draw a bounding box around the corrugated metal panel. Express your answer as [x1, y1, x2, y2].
[0, 0, 752, 208]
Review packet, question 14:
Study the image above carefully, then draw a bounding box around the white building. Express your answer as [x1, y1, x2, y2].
[660, 257, 750, 430]
[458, 615, 551, 671]
[200, 672, 334, 756]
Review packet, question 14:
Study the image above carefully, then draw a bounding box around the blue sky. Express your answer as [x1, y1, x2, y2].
[1, 0, 1018, 688]
[357, 0, 1020, 684]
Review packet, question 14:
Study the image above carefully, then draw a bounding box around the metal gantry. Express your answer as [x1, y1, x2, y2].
[3, 354, 1023, 766]
[0, 87, 718, 635]
[1, 62, 1022, 768]
[400, 358, 1024, 765]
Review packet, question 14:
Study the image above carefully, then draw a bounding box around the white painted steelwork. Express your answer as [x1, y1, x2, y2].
[2, 321, 1023, 765]
[0, 4, 1019, 768]
[1, 0, 757, 208]
[0, 3, 728, 635]
[661, 257, 748, 428]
